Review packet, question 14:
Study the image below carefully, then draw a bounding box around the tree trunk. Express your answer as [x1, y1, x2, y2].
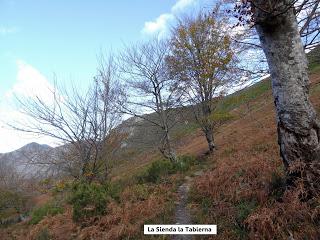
[201, 100, 216, 153]
[165, 133, 177, 162]
[254, 2, 320, 187]
[204, 128, 215, 153]
[159, 131, 177, 162]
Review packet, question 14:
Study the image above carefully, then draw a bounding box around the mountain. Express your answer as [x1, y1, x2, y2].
[0, 142, 55, 177]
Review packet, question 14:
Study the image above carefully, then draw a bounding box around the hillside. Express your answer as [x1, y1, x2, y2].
[0, 52, 319, 239]
[189, 76, 320, 240]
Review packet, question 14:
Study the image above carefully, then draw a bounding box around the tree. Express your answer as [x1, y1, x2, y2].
[234, 0, 320, 189]
[118, 39, 181, 162]
[11, 56, 123, 182]
[166, 12, 240, 153]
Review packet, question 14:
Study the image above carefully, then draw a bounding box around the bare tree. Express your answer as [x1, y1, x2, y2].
[118, 38, 181, 162]
[166, 11, 241, 153]
[296, 0, 320, 49]
[227, 0, 320, 78]
[11, 57, 123, 182]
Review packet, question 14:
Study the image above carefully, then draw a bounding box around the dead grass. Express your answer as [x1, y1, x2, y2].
[3, 69, 320, 240]
[27, 207, 76, 240]
[189, 72, 320, 240]
[76, 176, 179, 240]
[21, 175, 179, 240]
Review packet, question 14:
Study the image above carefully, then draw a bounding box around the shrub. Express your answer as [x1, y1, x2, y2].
[137, 159, 174, 183]
[35, 227, 51, 240]
[69, 181, 121, 221]
[30, 202, 64, 225]
[236, 200, 257, 225]
[121, 183, 151, 202]
[269, 172, 286, 200]
[234, 200, 258, 239]
[137, 155, 196, 183]
[0, 189, 28, 214]
[174, 155, 197, 172]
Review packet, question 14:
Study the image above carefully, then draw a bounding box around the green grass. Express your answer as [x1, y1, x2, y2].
[29, 202, 64, 225]
[233, 200, 258, 239]
[307, 45, 320, 73]
[213, 47, 320, 114]
[310, 63, 320, 74]
[217, 79, 271, 112]
[172, 122, 199, 140]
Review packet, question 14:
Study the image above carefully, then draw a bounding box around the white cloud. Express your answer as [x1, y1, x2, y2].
[171, 0, 196, 12]
[5, 60, 55, 104]
[141, 0, 197, 36]
[0, 60, 58, 153]
[142, 13, 174, 35]
[0, 26, 18, 36]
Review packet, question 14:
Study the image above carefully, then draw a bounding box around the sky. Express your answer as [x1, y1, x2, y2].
[0, 0, 213, 153]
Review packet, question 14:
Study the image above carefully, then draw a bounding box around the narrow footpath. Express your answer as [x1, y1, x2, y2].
[173, 170, 204, 240]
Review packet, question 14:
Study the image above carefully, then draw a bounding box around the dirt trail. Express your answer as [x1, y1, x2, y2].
[173, 171, 203, 240]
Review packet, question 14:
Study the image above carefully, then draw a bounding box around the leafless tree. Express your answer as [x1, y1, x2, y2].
[118, 38, 181, 162]
[226, 0, 320, 79]
[11, 56, 124, 182]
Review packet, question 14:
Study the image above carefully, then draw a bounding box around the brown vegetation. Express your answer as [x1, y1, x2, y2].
[190, 71, 320, 239]
[1, 68, 319, 240]
[24, 177, 179, 240]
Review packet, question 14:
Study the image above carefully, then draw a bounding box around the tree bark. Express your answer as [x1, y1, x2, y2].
[198, 100, 216, 153]
[159, 131, 177, 162]
[254, 1, 320, 186]
[204, 128, 215, 153]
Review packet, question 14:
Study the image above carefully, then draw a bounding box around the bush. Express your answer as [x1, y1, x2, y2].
[174, 155, 196, 172]
[236, 200, 257, 224]
[137, 155, 196, 183]
[30, 202, 64, 225]
[269, 172, 286, 200]
[35, 227, 51, 240]
[234, 200, 258, 238]
[0, 189, 28, 214]
[137, 159, 174, 183]
[69, 181, 121, 221]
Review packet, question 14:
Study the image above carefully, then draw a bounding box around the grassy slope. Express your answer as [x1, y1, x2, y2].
[2, 50, 320, 239]
[25, 66, 316, 240]
[82, 61, 318, 240]
[107, 48, 320, 239]
[189, 67, 320, 239]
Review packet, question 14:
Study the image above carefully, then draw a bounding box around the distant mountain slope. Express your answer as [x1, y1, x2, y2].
[0, 142, 55, 177]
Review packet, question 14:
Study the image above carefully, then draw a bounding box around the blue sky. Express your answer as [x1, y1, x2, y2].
[0, 0, 213, 152]
[0, 0, 175, 93]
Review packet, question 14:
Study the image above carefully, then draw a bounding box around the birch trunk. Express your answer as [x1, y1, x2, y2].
[205, 128, 215, 153]
[254, 1, 320, 187]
